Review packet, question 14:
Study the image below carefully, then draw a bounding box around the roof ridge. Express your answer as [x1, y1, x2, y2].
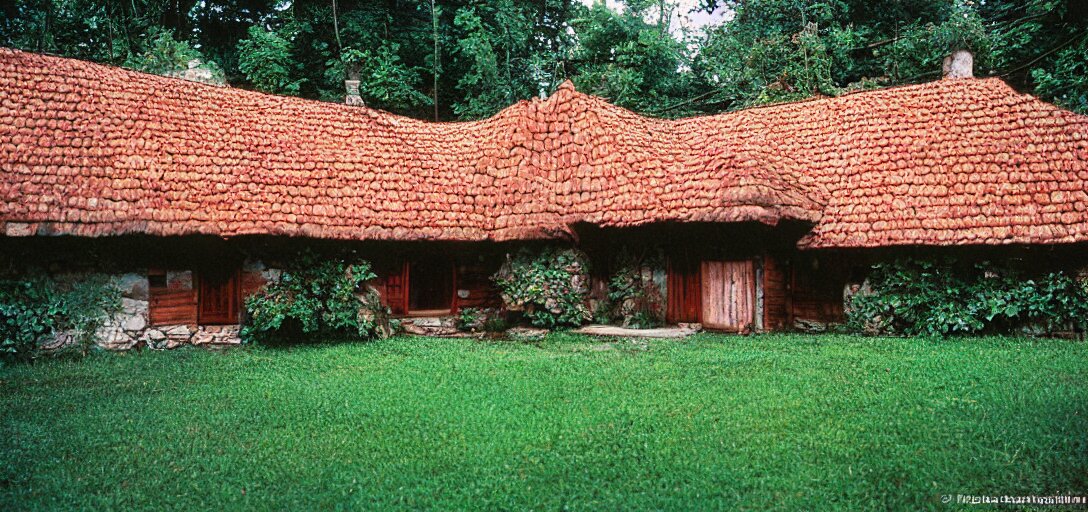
[684, 77, 1024, 122]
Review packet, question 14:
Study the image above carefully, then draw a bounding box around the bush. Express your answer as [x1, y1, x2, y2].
[605, 250, 665, 328]
[848, 258, 1088, 337]
[493, 247, 591, 328]
[456, 307, 483, 332]
[125, 27, 224, 82]
[455, 307, 506, 333]
[238, 25, 304, 95]
[0, 274, 121, 361]
[242, 253, 393, 343]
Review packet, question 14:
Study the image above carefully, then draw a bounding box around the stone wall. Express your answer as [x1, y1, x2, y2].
[88, 271, 245, 350]
[44, 261, 278, 351]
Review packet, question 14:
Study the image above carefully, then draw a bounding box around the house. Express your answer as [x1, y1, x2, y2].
[1, 48, 1087, 347]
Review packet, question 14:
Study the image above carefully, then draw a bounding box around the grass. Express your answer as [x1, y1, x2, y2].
[2, 333, 1086, 511]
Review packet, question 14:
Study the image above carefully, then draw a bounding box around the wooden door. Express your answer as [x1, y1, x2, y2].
[700, 260, 755, 331]
[383, 261, 409, 315]
[667, 257, 701, 323]
[197, 268, 239, 325]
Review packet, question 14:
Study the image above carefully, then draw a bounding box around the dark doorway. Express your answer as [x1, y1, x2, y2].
[197, 265, 240, 325]
[408, 257, 454, 314]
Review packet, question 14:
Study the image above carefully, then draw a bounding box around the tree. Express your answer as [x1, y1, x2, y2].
[450, 0, 573, 119]
[123, 27, 224, 84]
[981, 0, 1088, 113]
[237, 24, 305, 95]
[569, 1, 702, 115]
[331, 44, 433, 112]
[2, 0, 1084, 117]
[692, 0, 1086, 113]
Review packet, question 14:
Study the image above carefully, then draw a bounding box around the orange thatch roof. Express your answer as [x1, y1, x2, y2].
[2, 48, 1087, 248]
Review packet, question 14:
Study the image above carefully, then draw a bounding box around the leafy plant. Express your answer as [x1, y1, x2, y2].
[324, 43, 433, 111]
[454, 307, 507, 333]
[242, 252, 391, 343]
[604, 249, 665, 329]
[124, 27, 218, 78]
[456, 307, 483, 332]
[492, 247, 591, 329]
[238, 24, 305, 95]
[848, 258, 1088, 337]
[0, 273, 120, 362]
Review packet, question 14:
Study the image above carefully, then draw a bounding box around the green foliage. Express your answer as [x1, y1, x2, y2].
[456, 307, 483, 332]
[848, 258, 1088, 337]
[1030, 37, 1088, 113]
[452, 5, 530, 119]
[0, 273, 120, 361]
[242, 253, 389, 343]
[238, 24, 304, 95]
[603, 250, 665, 328]
[123, 27, 223, 82]
[455, 307, 506, 333]
[493, 247, 591, 328]
[2, 0, 1086, 117]
[982, 0, 1088, 113]
[570, 1, 696, 114]
[326, 43, 433, 112]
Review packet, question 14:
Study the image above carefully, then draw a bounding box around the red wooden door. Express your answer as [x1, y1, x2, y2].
[383, 261, 409, 316]
[197, 268, 239, 325]
[700, 260, 755, 331]
[667, 257, 701, 323]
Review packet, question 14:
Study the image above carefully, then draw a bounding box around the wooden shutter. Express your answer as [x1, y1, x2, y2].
[197, 268, 240, 325]
[148, 269, 197, 326]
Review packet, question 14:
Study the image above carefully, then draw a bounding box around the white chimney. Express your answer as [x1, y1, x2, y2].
[942, 50, 973, 79]
[345, 80, 364, 106]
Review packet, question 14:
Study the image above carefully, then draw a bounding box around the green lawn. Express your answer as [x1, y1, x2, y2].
[2, 334, 1086, 510]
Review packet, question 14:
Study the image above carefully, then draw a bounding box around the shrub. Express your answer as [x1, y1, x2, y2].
[848, 258, 1088, 337]
[455, 307, 506, 333]
[242, 253, 393, 343]
[456, 307, 483, 332]
[481, 312, 509, 333]
[238, 25, 304, 95]
[493, 247, 591, 328]
[0, 274, 121, 361]
[605, 250, 665, 328]
[125, 27, 224, 83]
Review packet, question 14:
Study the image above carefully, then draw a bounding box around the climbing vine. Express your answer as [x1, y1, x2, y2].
[242, 252, 395, 343]
[0, 273, 120, 361]
[848, 258, 1088, 337]
[492, 247, 591, 328]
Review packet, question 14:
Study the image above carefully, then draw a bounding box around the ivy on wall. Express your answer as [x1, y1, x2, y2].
[242, 252, 395, 343]
[492, 247, 591, 328]
[0, 273, 121, 362]
[601, 249, 665, 329]
[848, 258, 1088, 337]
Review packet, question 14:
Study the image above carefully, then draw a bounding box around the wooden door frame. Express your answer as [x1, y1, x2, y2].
[196, 268, 241, 325]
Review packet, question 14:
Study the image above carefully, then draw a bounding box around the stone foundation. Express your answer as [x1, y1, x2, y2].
[46, 270, 245, 351]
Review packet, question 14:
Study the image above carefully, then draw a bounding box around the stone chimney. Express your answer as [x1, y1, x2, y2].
[942, 49, 973, 79]
[345, 80, 364, 106]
